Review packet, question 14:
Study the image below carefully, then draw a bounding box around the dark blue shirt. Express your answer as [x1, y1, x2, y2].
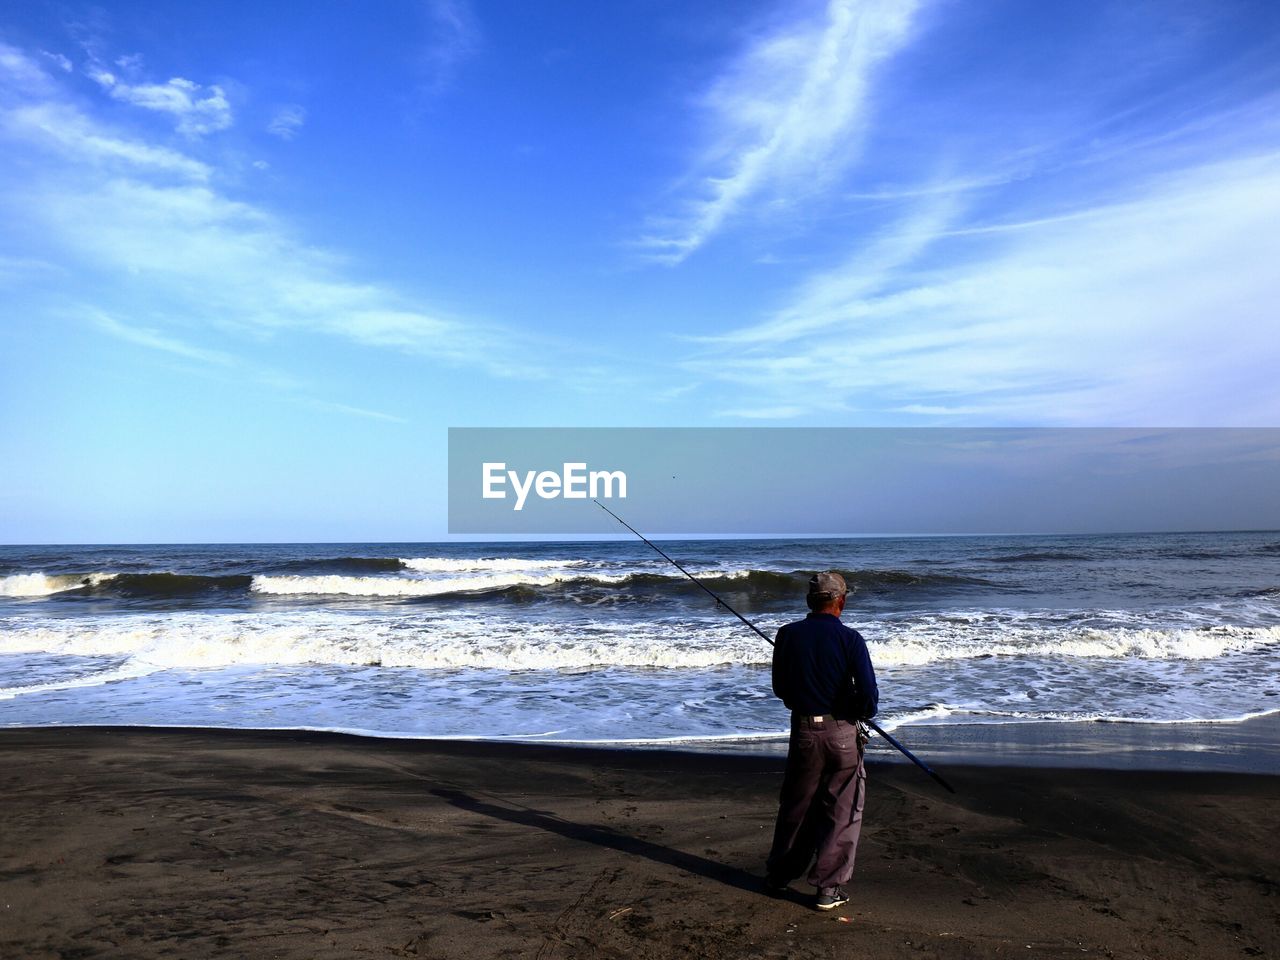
[772, 612, 879, 719]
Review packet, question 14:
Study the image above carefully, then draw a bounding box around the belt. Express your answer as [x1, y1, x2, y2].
[793, 713, 841, 723]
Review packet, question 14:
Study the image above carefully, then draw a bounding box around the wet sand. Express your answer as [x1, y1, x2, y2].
[1, 726, 1276, 959]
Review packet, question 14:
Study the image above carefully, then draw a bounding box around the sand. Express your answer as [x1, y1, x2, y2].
[1, 726, 1276, 959]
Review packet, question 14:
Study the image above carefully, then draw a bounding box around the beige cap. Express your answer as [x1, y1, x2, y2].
[807, 571, 847, 600]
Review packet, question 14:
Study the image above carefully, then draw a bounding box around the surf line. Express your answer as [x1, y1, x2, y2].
[593, 498, 956, 794]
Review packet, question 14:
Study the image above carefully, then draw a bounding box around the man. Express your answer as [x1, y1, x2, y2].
[765, 571, 879, 911]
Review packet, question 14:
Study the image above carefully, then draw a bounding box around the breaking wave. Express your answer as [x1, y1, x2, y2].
[246, 567, 993, 600]
[0, 573, 94, 597]
[249, 573, 567, 597]
[401, 557, 595, 573]
[2, 559, 1000, 603]
[873, 622, 1280, 667]
[2, 612, 1275, 676]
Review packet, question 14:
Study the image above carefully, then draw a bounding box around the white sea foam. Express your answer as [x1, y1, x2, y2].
[2, 612, 1277, 735]
[876, 704, 956, 730]
[1, 562, 771, 601]
[0, 573, 63, 596]
[397, 557, 745, 578]
[400, 557, 594, 573]
[0, 612, 765, 672]
[870, 620, 1280, 666]
[248, 572, 588, 596]
[5, 534, 1277, 742]
[248, 567, 749, 597]
[1, 573, 83, 596]
[0, 660, 161, 701]
[2, 610, 1278, 677]
[886, 706, 1280, 727]
[0, 572, 121, 596]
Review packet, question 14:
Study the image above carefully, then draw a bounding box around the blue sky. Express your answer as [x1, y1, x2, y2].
[1, 1, 1278, 542]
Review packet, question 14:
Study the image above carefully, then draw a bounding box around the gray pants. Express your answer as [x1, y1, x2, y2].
[766, 715, 867, 889]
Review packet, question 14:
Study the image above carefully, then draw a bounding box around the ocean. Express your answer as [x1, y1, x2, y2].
[1, 532, 1278, 752]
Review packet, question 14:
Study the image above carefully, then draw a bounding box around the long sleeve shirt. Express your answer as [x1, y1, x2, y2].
[771, 612, 879, 720]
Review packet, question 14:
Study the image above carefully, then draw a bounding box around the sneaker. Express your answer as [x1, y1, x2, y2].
[815, 886, 849, 911]
[763, 874, 789, 897]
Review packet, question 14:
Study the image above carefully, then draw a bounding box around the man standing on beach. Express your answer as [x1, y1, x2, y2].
[765, 571, 879, 911]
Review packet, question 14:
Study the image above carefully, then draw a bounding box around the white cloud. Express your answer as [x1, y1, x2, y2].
[700, 192, 962, 345]
[418, 0, 480, 95]
[0, 41, 549, 388]
[91, 311, 409, 424]
[92, 311, 237, 366]
[0, 40, 57, 92]
[41, 50, 72, 72]
[640, 0, 923, 263]
[266, 104, 306, 140]
[0, 254, 60, 285]
[25, 175, 541, 378]
[300, 399, 408, 425]
[894, 404, 985, 416]
[2, 101, 210, 179]
[688, 149, 1280, 425]
[716, 404, 809, 420]
[89, 69, 232, 137]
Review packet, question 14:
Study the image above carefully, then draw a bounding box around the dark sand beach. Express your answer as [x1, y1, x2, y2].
[1, 726, 1277, 960]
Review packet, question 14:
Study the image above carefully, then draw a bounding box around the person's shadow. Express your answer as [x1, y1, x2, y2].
[430, 787, 804, 902]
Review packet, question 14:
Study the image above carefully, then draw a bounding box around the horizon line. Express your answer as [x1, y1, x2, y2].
[2, 527, 1277, 548]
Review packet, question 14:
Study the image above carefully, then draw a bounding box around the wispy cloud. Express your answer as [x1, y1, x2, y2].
[0, 40, 58, 92]
[417, 0, 480, 96]
[0, 40, 550, 386]
[2, 41, 210, 176]
[716, 404, 809, 420]
[639, 0, 923, 263]
[40, 50, 72, 73]
[88, 67, 233, 137]
[2, 101, 211, 179]
[894, 404, 985, 416]
[35, 172, 543, 377]
[91, 311, 237, 366]
[266, 104, 306, 140]
[91, 311, 409, 424]
[686, 144, 1280, 425]
[698, 192, 962, 345]
[300, 399, 408, 425]
[0, 254, 60, 285]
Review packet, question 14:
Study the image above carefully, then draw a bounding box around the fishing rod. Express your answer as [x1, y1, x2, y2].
[593, 498, 956, 795]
